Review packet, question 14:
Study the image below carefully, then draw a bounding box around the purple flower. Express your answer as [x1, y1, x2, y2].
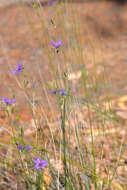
[51, 89, 67, 96]
[17, 145, 32, 151]
[2, 97, 16, 105]
[48, 0, 57, 5]
[51, 40, 62, 48]
[11, 62, 23, 74]
[34, 157, 48, 170]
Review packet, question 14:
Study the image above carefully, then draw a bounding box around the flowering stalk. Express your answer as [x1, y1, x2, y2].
[33, 157, 48, 189]
[52, 88, 70, 187]
[2, 97, 16, 116]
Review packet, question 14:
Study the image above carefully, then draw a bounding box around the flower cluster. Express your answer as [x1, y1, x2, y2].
[6, 15, 64, 174]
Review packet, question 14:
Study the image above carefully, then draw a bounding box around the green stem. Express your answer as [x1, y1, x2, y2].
[61, 98, 68, 189]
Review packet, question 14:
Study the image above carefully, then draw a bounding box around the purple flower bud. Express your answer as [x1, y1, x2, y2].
[17, 145, 32, 151]
[51, 89, 67, 96]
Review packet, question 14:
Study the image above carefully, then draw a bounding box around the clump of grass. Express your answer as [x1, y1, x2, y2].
[0, 0, 126, 190]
